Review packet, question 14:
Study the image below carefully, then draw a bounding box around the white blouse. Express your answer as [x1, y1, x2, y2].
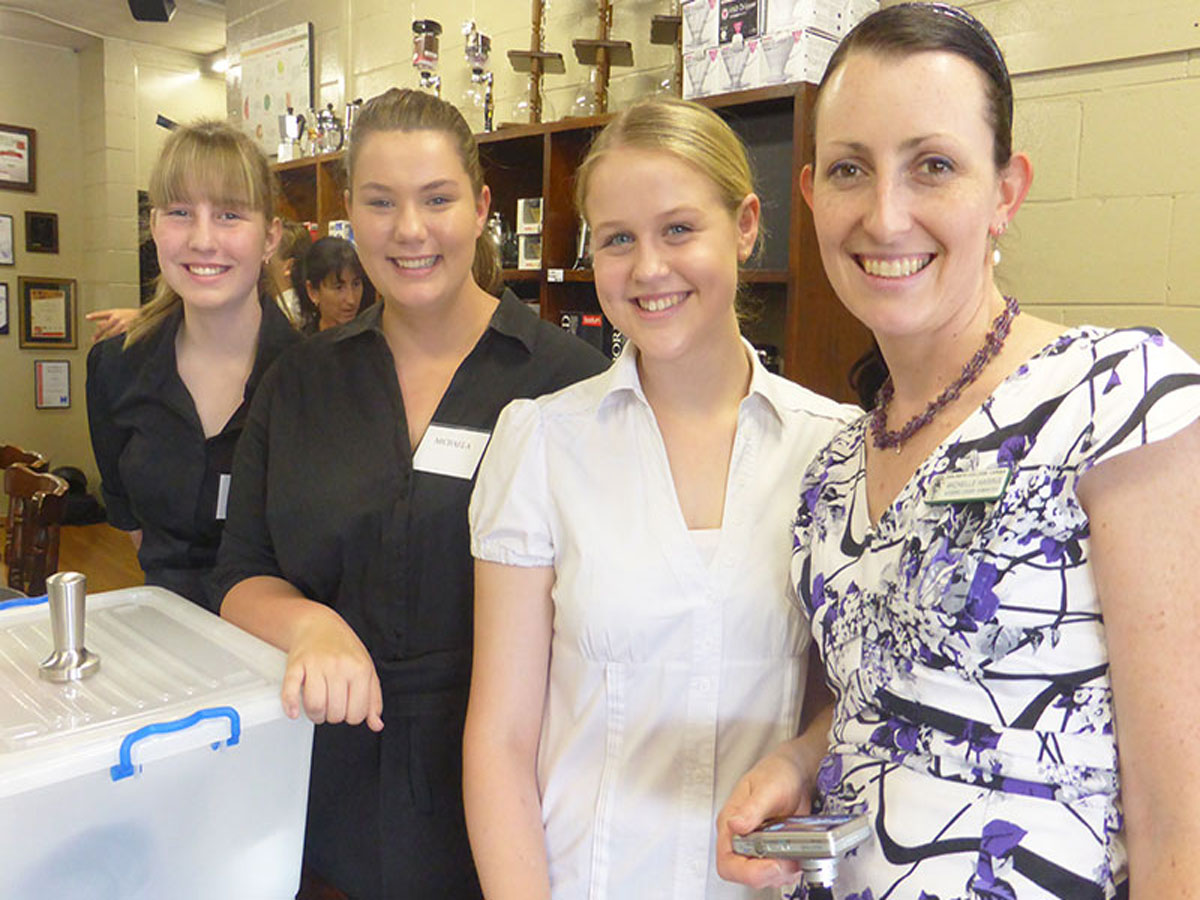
[470, 341, 858, 900]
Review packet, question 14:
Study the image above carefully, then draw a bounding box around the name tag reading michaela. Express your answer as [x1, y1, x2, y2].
[926, 468, 1011, 505]
[413, 424, 492, 480]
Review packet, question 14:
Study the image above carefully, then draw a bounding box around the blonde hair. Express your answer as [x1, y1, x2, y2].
[125, 119, 279, 347]
[574, 97, 758, 252]
[345, 88, 501, 295]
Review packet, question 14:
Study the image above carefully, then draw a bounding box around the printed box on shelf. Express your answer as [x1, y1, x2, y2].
[715, 36, 762, 94]
[845, 0, 881, 29]
[682, 0, 720, 54]
[683, 46, 718, 99]
[516, 197, 543, 235]
[719, 0, 763, 45]
[764, 0, 845, 36]
[747, 28, 839, 88]
[518, 233, 543, 270]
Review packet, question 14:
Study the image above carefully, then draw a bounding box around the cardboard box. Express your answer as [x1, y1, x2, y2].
[683, 46, 718, 99]
[0, 586, 314, 900]
[516, 197, 543, 234]
[716, 35, 761, 93]
[682, 0, 719, 54]
[518, 233, 542, 270]
[764, 0, 845, 36]
[719, 0, 763, 45]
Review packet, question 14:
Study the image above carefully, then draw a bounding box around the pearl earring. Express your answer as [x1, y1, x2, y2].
[990, 221, 1007, 266]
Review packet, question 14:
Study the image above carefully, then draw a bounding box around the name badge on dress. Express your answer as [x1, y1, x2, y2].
[926, 468, 1011, 505]
[412, 424, 492, 480]
[216, 473, 231, 520]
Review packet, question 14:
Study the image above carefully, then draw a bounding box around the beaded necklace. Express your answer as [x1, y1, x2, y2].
[870, 294, 1020, 452]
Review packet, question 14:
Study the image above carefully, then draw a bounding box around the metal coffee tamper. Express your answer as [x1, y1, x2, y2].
[39, 571, 101, 682]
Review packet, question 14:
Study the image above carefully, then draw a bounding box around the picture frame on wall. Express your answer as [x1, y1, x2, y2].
[0, 282, 8, 335]
[0, 214, 13, 265]
[0, 124, 36, 193]
[34, 359, 70, 409]
[25, 211, 58, 254]
[18, 276, 77, 349]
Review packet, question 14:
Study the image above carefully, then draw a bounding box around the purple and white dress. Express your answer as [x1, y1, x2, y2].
[789, 328, 1200, 900]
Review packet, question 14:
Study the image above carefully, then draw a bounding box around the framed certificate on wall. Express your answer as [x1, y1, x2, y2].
[18, 276, 77, 349]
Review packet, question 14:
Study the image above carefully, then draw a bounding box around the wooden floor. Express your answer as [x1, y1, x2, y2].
[56, 522, 144, 593]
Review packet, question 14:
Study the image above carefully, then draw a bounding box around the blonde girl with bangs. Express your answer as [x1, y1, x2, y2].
[86, 119, 300, 608]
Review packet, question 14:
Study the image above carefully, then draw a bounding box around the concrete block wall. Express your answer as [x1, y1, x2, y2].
[956, 0, 1200, 356]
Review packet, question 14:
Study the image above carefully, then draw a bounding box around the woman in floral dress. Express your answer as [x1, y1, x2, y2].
[717, 5, 1200, 899]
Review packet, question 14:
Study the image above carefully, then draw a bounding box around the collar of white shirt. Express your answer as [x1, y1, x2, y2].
[598, 336, 789, 425]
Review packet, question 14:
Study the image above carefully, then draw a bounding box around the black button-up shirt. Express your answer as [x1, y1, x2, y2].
[212, 292, 608, 899]
[85, 296, 299, 607]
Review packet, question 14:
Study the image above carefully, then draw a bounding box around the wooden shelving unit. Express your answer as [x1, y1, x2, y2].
[270, 84, 871, 402]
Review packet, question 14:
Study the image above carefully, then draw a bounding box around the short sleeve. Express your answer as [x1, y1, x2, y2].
[1077, 330, 1200, 472]
[469, 398, 555, 567]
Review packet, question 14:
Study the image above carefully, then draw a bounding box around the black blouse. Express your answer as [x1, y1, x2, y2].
[85, 297, 299, 607]
[212, 292, 608, 899]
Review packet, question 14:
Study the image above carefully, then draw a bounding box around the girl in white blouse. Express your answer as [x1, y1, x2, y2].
[463, 98, 858, 900]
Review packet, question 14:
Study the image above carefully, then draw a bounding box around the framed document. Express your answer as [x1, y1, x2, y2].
[34, 359, 70, 409]
[25, 211, 58, 253]
[0, 124, 36, 193]
[18, 276, 77, 349]
[0, 282, 8, 334]
[0, 214, 13, 265]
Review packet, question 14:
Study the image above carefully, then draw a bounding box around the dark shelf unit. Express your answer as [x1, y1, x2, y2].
[271, 84, 871, 402]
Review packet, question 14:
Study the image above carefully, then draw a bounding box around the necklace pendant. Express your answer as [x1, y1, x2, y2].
[896, 444, 902, 455]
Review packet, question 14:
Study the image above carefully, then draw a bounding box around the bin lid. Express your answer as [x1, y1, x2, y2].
[0, 586, 288, 791]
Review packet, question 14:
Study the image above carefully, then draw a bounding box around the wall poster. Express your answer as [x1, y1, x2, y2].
[238, 23, 314, 156]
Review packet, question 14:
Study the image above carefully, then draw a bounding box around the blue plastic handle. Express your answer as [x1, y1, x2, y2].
[110, 706, 241, 781]
[0, 594, 48, 612]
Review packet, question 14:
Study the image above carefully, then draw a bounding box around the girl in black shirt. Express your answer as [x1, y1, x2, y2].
[214, 89, 606, 899]
[86, 120, 299, 607]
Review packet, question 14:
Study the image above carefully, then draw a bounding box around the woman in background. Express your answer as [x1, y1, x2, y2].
[718, 5, 1200, 897]
[213, 88, 606, 900]
[86, 119, 299, 608]
[292, 235, 370, 333]
[464, 97, 857, 900]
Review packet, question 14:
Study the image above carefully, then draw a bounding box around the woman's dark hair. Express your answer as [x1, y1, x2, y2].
[816, 3, 1013, 168]
[848, 343, 890, 412]
[293, 236, 368, 332]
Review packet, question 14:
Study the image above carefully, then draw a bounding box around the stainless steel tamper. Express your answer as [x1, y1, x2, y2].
[38, 571, 101, 682]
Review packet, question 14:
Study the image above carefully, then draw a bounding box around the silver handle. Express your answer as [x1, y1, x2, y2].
[38, 571, 101, 682]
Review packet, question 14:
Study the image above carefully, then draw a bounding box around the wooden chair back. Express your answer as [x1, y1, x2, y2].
[0, 444, 49, 473]
[4, 464, 69, 596]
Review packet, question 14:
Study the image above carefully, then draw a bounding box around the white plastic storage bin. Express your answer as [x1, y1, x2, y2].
[0, 586, 314, 900]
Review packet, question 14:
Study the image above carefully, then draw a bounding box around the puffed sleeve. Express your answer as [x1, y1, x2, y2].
[209, 361, 287, 610]
[1076, 329, 1200, 473]
[469, 398, 555, 567]
[85, 339, 138, 531]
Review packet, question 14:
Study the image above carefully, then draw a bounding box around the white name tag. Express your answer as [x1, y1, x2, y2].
[926, 468, 1011, 505]
[216, 473, 231, 520]
[412, 424, 492, 480]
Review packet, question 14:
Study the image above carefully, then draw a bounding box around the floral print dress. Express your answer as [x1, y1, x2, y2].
[789, 328, 1200, 900]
